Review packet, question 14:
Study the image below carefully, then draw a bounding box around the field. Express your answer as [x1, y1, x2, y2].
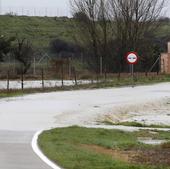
[0, 15, 170, 50]
[0, 15, 75, 49]
[38, 126, 170, 169]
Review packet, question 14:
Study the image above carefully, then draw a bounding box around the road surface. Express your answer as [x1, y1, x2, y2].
[0, 83, 170, 169]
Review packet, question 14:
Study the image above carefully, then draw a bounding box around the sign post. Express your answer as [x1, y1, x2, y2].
[126, 52, 138, 87]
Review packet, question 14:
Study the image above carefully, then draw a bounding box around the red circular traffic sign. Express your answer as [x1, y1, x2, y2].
[126, 52, 138, 65]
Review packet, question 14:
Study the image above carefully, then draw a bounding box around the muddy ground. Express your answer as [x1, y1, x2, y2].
[82, 144, 170, 166]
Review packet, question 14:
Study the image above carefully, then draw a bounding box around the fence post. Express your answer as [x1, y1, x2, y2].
[68, 57, 71, 79]
[104, 68, 107, 82]
[91, 78, 94, 84]
[42, 68, 44, 90]
[117, 72, 120, 81]
[96, 72, 99, 83]
[61, 63, 64, 87]
[21, 69, 24, 91]
[73, 67, 77, 86]
[7, 70, 9, 92]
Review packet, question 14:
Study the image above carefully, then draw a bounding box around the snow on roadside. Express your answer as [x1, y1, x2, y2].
[103, 98, 170, 126]
[0, 83, 170, 131]
[0, 80, 93, 90]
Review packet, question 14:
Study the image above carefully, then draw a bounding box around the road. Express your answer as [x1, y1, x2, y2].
[0, 83, 170, 169]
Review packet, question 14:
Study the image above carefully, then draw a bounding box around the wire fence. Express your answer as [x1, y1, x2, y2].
[0, 67, 163, 92]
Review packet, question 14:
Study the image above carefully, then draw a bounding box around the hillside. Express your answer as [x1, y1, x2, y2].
[0, 15, 76, 50]
[0, 15, 170, 50]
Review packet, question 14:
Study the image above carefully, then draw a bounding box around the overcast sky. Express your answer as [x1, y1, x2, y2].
[1, 0, 170, 17]
[1, 0, 70, 16]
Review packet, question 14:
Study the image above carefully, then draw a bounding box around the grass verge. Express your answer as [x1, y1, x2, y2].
[38, 126, 170, 169]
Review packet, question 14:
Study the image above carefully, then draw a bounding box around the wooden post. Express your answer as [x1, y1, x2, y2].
[7, 70, 9, 92]
[100, 56, 103, 76]
[61, 63, 64, 87]
[42, 68, 44, 89]
[68, 57, 71, 79]
[96, 72, 99, 83]
[33, 56, 36, 76]
[73, 67, 77, 86]
[104, 67, 107, 82]
[131, 64, 134, 88]
[21, 69, 24, 91]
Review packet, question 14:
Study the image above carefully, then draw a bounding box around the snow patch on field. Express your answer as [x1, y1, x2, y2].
[104, 98, 170, 126]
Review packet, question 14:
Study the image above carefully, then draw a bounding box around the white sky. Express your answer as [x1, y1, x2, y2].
[0, 0, 170, 17]
[1, 0, 70, 16]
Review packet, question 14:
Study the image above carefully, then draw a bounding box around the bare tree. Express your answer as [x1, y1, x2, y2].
[71, 0, 111, 73]
[109, 0, 165, 71]
[13, 38, 34, 74]
[98, 0, 110, 73]
[71, 0, 165, 73]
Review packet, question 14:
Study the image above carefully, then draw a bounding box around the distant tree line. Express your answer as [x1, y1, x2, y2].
[70, 0, 167, 73]
[0, 0, 169, 76]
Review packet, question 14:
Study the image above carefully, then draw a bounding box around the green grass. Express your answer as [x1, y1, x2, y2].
[38, 126, 170, 169]
[0, 90, 24, 98]
[0, 15, 169, 50]
[0, 15, 76, 49]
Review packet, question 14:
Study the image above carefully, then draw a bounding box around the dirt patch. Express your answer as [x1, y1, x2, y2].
[81, 144, 170, 166]
[81, 144, 135, 162]
[134, 149, 170, 166]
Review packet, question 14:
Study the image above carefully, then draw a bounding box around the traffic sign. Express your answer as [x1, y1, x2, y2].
[126, 52, 138, 65]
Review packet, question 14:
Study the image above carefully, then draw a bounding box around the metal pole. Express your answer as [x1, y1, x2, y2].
[132, 64, 134, 88]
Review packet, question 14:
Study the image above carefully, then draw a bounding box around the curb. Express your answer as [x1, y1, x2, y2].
[31, 130, 62, 169]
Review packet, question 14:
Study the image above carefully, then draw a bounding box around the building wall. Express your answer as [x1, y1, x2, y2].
[161, 53, 170, 74]
[160, 42, 170, 74]
[168, 42, 170, 54]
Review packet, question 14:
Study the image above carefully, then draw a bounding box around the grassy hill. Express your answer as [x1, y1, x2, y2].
[0, 15, 169, 50]
[0, 15, 76, 50]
